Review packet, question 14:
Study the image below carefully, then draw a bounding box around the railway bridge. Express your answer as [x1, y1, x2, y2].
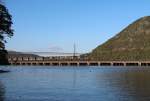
[8, 57, 150, 66]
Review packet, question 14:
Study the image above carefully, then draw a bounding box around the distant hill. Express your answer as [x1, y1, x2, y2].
[89, 16, 150, 61]
[8, 51, 39, 57]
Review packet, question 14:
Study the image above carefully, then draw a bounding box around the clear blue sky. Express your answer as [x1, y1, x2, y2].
[5, 0, 150, 53]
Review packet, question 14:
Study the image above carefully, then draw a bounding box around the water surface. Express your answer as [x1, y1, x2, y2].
[0, 66, 150, 101]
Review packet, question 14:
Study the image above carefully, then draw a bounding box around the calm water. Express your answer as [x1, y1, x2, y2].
[0, 66, 150, 101]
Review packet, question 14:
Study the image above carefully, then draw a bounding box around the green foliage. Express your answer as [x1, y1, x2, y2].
[90, 16, 150, 61]
[0, 3, 13, 50]
[0, 3, 13, 65]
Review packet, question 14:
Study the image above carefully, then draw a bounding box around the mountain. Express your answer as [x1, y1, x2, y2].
[8, 51, 40, 57]
[89, 16, 150, 61]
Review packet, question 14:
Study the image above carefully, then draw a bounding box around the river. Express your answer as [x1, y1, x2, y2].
[0, 66, 150, 101]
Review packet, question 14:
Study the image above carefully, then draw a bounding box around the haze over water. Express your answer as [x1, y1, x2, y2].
[0, 66, 150, 101]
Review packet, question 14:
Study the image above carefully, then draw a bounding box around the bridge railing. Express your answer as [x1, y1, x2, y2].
[8, 56, 91, 62]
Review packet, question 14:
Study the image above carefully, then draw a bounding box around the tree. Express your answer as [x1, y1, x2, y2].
[0, 2, 13, 65]
[0, 3, 13, 50]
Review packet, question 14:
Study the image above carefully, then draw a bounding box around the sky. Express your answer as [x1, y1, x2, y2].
[4, 0, 150, 53]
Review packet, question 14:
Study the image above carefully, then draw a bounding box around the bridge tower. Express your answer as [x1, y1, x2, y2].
[73, 43, 76, 59]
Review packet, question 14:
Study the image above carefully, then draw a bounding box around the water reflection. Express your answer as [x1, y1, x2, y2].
[73, 69, 77, 88]
[96, 69, 150, 101]
[0, 81, 5, 101]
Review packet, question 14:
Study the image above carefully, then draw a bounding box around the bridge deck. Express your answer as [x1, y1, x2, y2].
[9, 60, 150, 66]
